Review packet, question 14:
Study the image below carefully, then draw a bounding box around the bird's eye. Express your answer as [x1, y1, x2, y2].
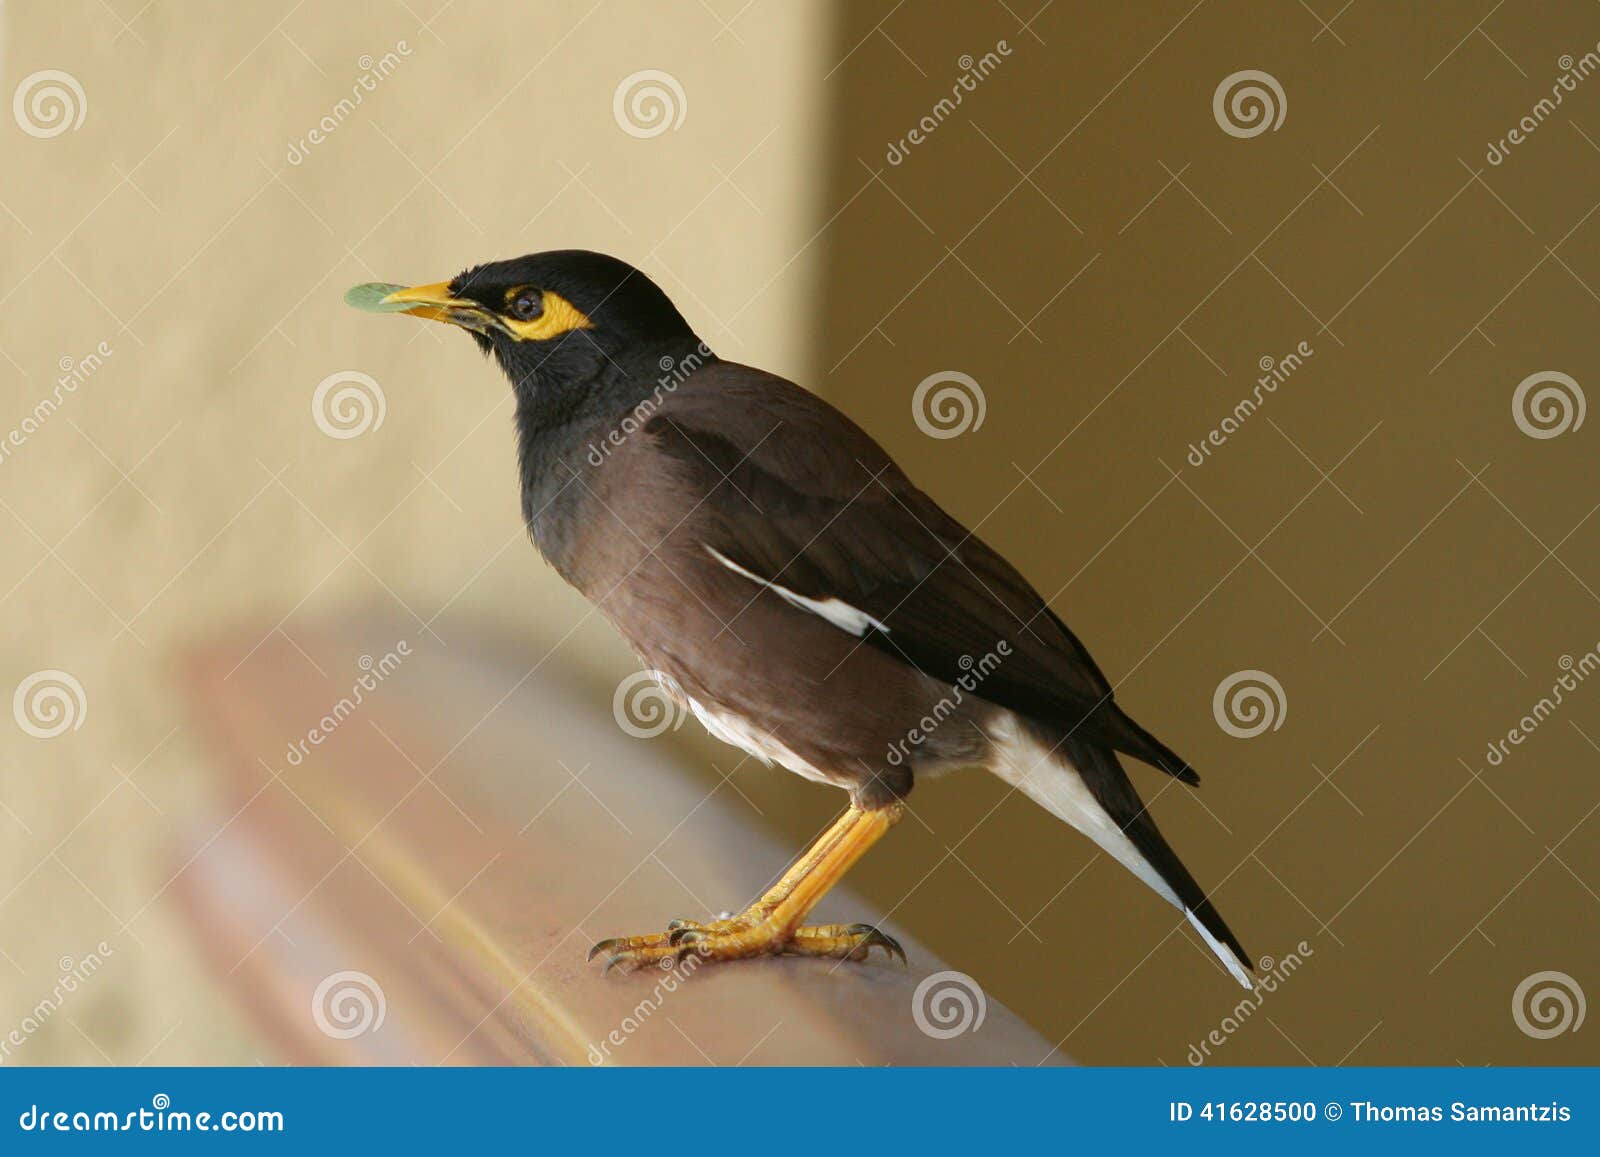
[509, 290, 544, 321]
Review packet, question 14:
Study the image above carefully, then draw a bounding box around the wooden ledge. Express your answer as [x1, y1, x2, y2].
[171, 618, 1065, 1066]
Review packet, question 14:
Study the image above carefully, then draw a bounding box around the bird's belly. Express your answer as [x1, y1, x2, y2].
[606, 571, 989, 798]
[678, 691, 855, 789]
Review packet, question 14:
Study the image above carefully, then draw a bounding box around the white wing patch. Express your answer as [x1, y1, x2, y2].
[705, 546, 889, 637]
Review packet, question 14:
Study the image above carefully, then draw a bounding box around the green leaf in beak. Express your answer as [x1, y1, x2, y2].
[344, 283, 415, 313]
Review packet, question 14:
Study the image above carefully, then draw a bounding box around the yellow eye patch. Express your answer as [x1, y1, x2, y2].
[502, 289, 594, 342]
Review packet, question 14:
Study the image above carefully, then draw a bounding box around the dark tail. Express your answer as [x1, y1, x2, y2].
[1107, 706, 1202, 785]
[1068, 735, 1253, 987]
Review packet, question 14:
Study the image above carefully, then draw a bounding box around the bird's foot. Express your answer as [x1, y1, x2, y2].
[667, 912, 760, 942]
[785, 923, 906, 964]
[587, 918, 903, 975]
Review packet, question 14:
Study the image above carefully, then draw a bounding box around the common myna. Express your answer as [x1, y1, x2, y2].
[348, 250, 1253, 988]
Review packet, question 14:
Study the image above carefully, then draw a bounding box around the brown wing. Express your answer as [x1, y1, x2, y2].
[644, 361, 1199, 782]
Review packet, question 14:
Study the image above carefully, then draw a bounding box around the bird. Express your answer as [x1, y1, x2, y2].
[347, 250, 1254, 988]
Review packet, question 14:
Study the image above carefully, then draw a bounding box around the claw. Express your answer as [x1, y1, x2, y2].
[587, 937, 624, 962]
[853, 925, 906, 964]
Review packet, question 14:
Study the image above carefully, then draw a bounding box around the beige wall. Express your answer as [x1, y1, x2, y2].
[0, 0, 828, 1064]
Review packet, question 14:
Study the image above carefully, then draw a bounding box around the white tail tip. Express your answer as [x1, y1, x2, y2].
[1186, 908, 1253, 989]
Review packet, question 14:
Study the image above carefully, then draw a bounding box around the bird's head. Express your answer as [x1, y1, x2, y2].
[347, 250, 704, 401]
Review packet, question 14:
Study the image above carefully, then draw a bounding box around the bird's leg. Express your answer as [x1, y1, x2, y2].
[589, 810, 859, 960]
[662, 805, 861, 941]
[590, 803, 904, 973]
[586, 809, 859, 961]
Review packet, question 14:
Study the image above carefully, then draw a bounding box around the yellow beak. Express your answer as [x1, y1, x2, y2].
[344, 279, 496, 332]
[379, 280, 478, 324]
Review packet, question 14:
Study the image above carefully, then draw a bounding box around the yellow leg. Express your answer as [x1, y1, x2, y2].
[755, 807, 864, 908]
[589, 804, 904, 973]
[657, 806, 862, 943]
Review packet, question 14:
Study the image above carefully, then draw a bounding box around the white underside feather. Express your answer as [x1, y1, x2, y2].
[985, 713, 1252, 989]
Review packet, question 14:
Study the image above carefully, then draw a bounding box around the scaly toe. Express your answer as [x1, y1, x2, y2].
[587, 930, 675, 963]
[668, 911, 768, 945]
[667, 922, 709, 946]
[595, 922, 796, 973]
[785, 922, 906, 963]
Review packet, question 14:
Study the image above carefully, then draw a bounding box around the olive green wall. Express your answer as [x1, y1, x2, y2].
[806, 0, 1600, 1064]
